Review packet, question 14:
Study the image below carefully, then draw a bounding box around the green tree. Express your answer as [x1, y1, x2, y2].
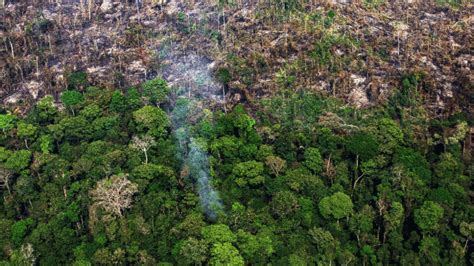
[17, 122, 38, 149]
[383, 202, 404, 242]
[126, 88, 142, 111]
[201, 224, 236, 244]
[39, 135, 53, 154]
[271, 191, 300, 218]
[0, 147, 12, 162]
[319, 192, 353, 219]
[419, 237, 441, 264]
[232, 161, 265, 187]
[216, 67, 231, 84]
[233, 111, 256, 137]
[5, 150, 32, 172]
[142, 78, 169, 105]
[92, 248, 126, 265]
[12, 175, 36, 205]
[210, 136, 242, 163]
[35, 95, 57, 123]
[414, 201, 444, 232]
[0, 113, 16, 136]
[132, 163, 175, 183]
[60, 90, 84, 115]
[174, 212, 206, 239]
[133, 106, 170, 137]
[79, 104, 101, 120]
[309, 227, 336, 252]
[349, 205, 375, 243]
[361, 245, 377, 265]
[59, 116, 92, 141]
[11, 218, 34, 246]
[372, 118, 403, 154]
[434, 152, 460, 182]
[176, 237, 209, 265]
[309, 227, 338, 263]
[67, 71, 88, 90]
[316, 127, 340, 155]
[209, 242, 244, 266]
[303, 147, 323, 174]
[109, 90, 127, 113]
[236, 230, 274, 264]
[284, 168, 325, 198]
[393, 147, 431, 181]
[346, 132, 379, 161]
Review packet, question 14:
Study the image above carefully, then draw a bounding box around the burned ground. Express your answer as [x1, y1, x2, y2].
[1, 1, 472, 119]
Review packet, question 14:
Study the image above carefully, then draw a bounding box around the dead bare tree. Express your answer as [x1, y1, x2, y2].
[0, 168, 12, 195]
[130, 135, 156, 164]
[265, 155, 286, 176]
[90, 174, 138, 217]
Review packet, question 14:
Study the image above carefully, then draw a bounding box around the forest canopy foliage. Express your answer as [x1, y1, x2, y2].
[0, 73, 472, 265]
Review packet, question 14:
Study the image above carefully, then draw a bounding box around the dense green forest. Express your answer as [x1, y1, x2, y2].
[0, 72, 472, 265]
[0, 1, 473, 264]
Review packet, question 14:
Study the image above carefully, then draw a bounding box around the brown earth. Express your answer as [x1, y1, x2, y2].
[0, 0, 472, 119]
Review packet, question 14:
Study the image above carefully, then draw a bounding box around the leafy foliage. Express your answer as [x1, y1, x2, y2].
[142, 78, 170, 105]
[133, 106, 170, 137]
[0, 114, 16, 136]
[414, 201, 444, 232]
[0, 79, 471, 265]
[60, 90, 84, 115]
[319, 192, 353, 219]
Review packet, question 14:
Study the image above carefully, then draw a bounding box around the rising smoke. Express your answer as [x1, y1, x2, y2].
[165, 53, 225, 220]
[156, 1, 227, 219]
[173, 101, 224, 219]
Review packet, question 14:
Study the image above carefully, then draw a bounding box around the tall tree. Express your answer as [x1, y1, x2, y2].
[5, 150, 31, 173]
[0, 168, 12, 194]
[133, 106, 170, 137]
[90, 174, 138, 217]
[414, 201, 444, 232]
[319, 192, 353, 220]
[304, 147, 323, 174]
[209, 242, 244, 266]
[130, 135, 156, 164]
[17, 122, 37, 149]
[142, 77, 169, 105]
[60, 90, 84, 116]
[0, 113, 15, 137]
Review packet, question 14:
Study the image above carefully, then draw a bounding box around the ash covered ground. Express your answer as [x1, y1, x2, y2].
[1, 1, 472, 119]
